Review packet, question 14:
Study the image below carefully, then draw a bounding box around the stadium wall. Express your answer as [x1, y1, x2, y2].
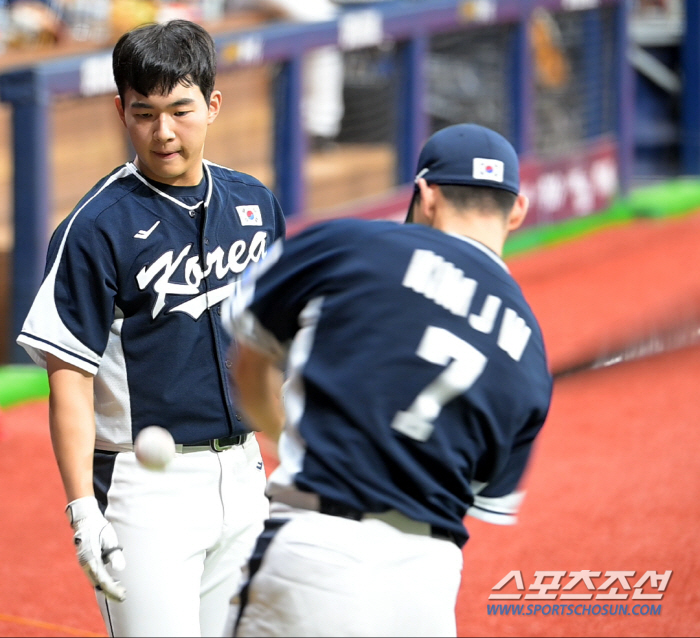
[0, 0, 631, 364]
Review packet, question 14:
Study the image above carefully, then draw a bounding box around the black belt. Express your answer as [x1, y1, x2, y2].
[185, 432, 251, 452]
[318, 496, 461, 547]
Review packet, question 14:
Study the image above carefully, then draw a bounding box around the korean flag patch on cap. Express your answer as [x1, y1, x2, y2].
[236, 205, 262, 226]
[473, 158, 505, 184]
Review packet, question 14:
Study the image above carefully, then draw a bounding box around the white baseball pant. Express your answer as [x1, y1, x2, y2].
[95, 436, 269, 637]
[230, 505, 463, 637]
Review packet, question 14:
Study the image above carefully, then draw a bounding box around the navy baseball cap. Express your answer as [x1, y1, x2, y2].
[406, 123, 520, 221]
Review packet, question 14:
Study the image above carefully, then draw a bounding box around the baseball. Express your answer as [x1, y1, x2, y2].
[134, 425, 176, 470]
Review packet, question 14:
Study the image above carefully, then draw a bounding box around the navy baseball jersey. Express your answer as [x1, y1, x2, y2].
[18, 160, 285, 447]
[225, 218, 552, 546]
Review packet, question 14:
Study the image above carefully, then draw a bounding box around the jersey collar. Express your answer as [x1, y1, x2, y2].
[126, 161, 213, 211]
[447, 232, 510, 273]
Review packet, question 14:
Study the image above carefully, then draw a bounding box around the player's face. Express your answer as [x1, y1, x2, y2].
[115, 82, 221, 186]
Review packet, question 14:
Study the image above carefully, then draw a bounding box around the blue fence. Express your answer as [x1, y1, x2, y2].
[0, 0, 632, 362]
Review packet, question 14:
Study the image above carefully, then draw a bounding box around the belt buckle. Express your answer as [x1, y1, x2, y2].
[209, 433, 247, 452]
[210, 438, 233, 452]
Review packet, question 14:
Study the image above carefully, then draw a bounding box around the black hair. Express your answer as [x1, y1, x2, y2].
[112, 19, 217, 105]
[427, 184, 516, 217]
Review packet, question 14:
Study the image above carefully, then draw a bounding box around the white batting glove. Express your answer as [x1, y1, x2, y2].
[65, 496, 126, 602]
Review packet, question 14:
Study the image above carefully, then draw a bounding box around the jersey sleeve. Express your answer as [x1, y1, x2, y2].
[466, 406, 548, 525]
[222, 221, 348, 358]
[16, 211, 118, 374]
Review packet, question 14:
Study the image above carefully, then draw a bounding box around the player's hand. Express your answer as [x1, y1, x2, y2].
[65, 496, 127, 602]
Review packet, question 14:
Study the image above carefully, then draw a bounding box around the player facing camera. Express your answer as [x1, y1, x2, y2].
[18, 18, 284, 638]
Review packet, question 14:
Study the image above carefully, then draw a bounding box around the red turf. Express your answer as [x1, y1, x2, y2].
[2, 212, 700, 637]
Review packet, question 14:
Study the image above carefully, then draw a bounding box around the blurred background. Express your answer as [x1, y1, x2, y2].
[0, 0, 696, 365]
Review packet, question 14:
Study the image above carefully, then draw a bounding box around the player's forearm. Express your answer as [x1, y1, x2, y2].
[240, 392, 285, 442]
[233, 344, 285, 441]
[46, 355, 97, 503]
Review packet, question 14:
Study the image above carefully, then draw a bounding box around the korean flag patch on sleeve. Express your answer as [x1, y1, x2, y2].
[236, 205, 262, 226]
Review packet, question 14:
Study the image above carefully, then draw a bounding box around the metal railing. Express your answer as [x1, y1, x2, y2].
[0, 0, 631, 362]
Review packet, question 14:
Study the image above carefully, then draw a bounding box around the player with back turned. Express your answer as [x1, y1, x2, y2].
[222, 123, 554, 637]
[16, 19, 285, 638]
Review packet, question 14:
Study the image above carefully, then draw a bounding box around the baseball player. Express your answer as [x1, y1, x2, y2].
[222, 123, 553, 637]
[16, 20, 285, 637]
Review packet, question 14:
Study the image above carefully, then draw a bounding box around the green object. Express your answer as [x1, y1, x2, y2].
[504, 177, 700, 258]
[626, 177, 700, 219]
[0, 364, 49, 409]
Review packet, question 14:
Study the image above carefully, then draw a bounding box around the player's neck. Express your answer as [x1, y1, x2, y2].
[435, 212, 507, 257]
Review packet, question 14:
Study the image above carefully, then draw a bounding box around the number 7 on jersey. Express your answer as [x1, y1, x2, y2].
[391, 326, 487, 442]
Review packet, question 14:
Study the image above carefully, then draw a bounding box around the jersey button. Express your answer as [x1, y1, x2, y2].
[225, 360, 232, 369]
[189, 210, 196, 218]
[204, 237, 209, 245]
[235, 413, 242, 421]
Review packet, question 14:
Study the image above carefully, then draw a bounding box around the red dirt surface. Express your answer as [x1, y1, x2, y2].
[508, 212, 700, 373]
[457, 343, 700, 637]
[2, 211, 699, 637]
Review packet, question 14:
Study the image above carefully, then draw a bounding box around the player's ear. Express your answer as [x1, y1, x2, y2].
[114, 95, 127, 127]
[507, 193, 529, 232]
[207, 90, 222, 124]
[415, 178, 437, 225]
